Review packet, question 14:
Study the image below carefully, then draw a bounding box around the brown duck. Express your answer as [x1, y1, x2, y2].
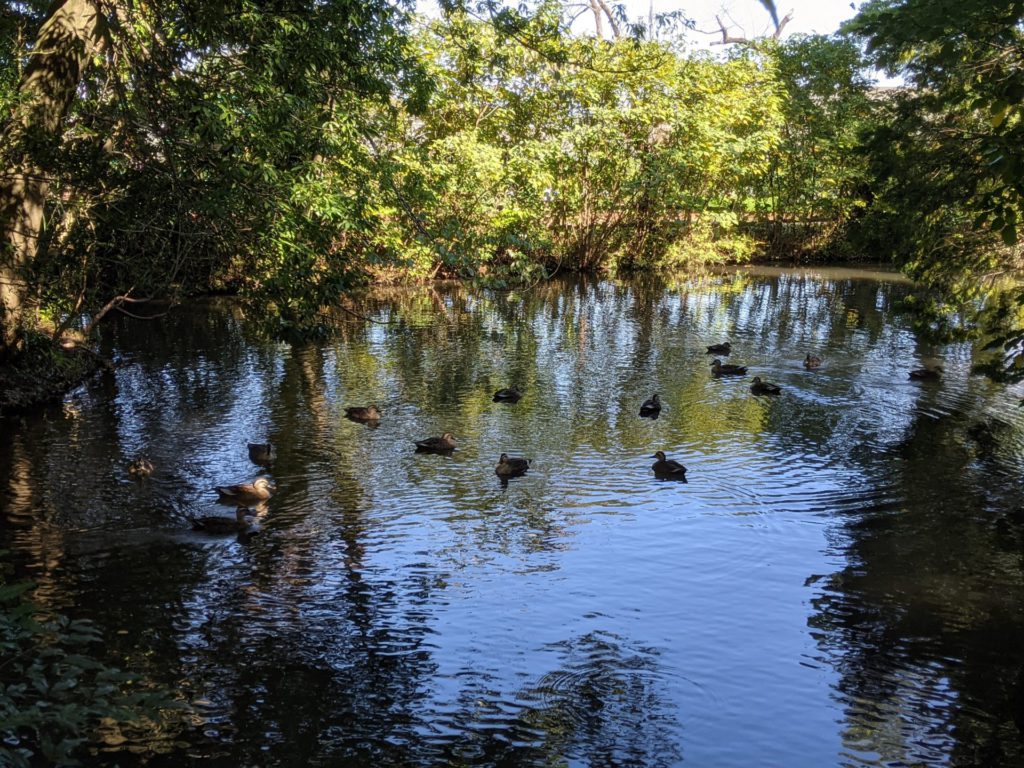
[215, 477, 275, 505]
[493, 387, 523, 403]
[651, 451, 687, 480]
[415, 432, 457, 453]
[495, 453, 531, 477]
[909, 366, 942, 381]
[710, 359, 748, 376]
[190, 506, 253, 534]
[128, 457, 154, 478]
[345, 404, 381, 422]
[639, 393, 662, 417]
[750, 376, 781, 395]
[248, 442, 276, 465]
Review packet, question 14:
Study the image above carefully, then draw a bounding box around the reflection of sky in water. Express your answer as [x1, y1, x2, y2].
[2, 270, 1024, 766]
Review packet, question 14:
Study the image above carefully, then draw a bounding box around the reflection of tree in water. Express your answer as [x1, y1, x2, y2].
[423, 631, 681, 767]
[810, 393, 1024, 766]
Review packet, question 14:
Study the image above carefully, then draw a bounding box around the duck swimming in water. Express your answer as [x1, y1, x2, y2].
[189, 506, 253, 534]
[247, 442, 275, 465]
[345, 404, 381, 423]
[415, 432, 457, 453]
[215, 477, 275, 505]
[750, 376, 782, 395]
[706, 342, 732, 355]
[495, 453, 531, 477]
[128, 457, 154, 478]
[639, 393, 661, 417]
[804, 354, 822, 370]
[651, 451, 687, 480]
[493, 387, 523, 403]
[909, 366, 942, 381]
[710, 359, 748, 376]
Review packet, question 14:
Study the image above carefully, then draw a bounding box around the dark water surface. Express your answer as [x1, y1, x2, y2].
[3, 270, 1024, 766]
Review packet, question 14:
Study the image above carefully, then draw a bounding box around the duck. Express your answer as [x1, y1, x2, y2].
[415, 432, 457, 453]
[128, 457, 154, 478]
[189, 506, 253, 534]
[345, 404, 381, 422]
[804, 354, 822, 370]
[493, 387, 523, 403]
[215, 477, 275, 505]
[750, 376, 782, 395]
[710, 359, 748, 376]
[909, 366, 942, 381]
[495, 453, 531, 477]
[706, 342, 732, 355]
[651, 451, 687, 479]
[639, 393, 662, 417]
[247, 442, 275, 465]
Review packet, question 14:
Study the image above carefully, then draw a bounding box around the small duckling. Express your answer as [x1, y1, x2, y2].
[639, 393, 661, 417]
[495, 453, 531, 477]
[706, 342, 732, 355]
[189, 506, 252, 534]
[215, 477, 275, 505]
[345, 404, 381, 422]
[493, 387, 523, 403]
[128, 457, 155, 478]
[750, 376, 782, 395]
[415, 432, 457, 453]
[804, 354, 822, 370]
[247, 442, 275, 465]
[651, 451, 687, 480]
[710, 359, 748, 376]
[909, 366, 942, 381]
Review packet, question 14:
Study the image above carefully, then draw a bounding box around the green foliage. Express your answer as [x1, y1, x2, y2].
[753, 34, 877, 253]
[846, 0, 1024, 375]
[0, 562, 185, 766]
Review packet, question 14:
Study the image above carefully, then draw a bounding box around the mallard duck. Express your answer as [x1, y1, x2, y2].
[639, 393, 661, 417]
[710, 359, 748, 376]
[493, 387, 523, 403]
[495, 453, 531, 477]
[345, 404, 381, 422]
[750, 376, 781, 395]
[415, 432, 457, 452]
[128, 457, 154, 478]
[215, 477, 275, 505]
[651, 451, 687, 479]
[189, 506, 252, 534]
[909, 366, 942, 381]
[247, 442, 275, 465]
[804, 354, 822, 370]
[706, 342, 732, 355]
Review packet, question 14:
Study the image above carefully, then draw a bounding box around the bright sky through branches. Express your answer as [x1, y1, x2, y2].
[618, 0, 858, 47]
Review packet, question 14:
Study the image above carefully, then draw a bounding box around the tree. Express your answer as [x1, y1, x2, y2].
[847, 0, 1024, 375]
[0, 1, 105, 356]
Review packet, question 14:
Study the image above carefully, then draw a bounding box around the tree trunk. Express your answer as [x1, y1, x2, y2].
[0, 0, 106, 357]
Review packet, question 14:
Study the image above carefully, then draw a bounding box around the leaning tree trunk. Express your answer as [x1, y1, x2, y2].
[0, 0, 106, 357]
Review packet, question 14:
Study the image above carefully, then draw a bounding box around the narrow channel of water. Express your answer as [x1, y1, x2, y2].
[2, 269, 1023, 766]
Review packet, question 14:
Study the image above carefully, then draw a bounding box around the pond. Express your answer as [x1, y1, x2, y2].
[2, 268, 1023, 767]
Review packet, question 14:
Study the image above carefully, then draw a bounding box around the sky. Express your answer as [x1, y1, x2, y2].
[613, 0, 859, 47]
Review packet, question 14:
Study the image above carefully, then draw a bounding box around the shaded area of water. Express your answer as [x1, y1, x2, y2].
[2, 270, 1024, 766]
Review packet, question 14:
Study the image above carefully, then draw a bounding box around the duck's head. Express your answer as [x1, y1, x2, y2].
[752, 376, 762, 383]
[254, 477, 275, 491]
[442, 432, 455, 440]
[710, 359, 721, 367]
[651, 451, 667, 461]
[498, 453, 509, 462]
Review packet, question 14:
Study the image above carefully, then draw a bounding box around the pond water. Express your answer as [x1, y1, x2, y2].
[2, 268, 1024, 767]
